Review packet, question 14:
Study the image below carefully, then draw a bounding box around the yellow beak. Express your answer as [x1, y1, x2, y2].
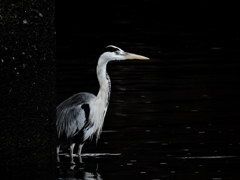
[124, 53, 150, 60]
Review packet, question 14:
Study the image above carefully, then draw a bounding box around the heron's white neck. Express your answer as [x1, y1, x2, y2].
[89, 58, 111, 141]
[96, 61, 111, 101]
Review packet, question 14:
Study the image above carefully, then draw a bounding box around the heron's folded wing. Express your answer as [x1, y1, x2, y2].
[57, 104, 89, 140]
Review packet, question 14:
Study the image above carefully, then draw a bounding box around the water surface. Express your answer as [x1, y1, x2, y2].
[57, 1, 240, 179]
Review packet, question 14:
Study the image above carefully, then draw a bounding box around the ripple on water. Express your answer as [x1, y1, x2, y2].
[177, 156, 237, 159]
[59, 153, 121, 157]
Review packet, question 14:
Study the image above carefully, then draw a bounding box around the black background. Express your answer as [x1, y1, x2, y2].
[56, 1, 240, 180]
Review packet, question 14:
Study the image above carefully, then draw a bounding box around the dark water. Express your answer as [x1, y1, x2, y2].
[57, 1, 240, 179]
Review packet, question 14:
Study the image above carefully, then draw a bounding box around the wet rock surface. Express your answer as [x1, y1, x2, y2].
[0, 0, 56, 178]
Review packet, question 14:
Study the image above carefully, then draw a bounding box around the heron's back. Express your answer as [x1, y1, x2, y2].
[56, 92, 96, 144]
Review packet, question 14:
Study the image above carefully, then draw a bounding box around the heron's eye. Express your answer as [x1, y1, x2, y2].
[114, 51, 120, 55]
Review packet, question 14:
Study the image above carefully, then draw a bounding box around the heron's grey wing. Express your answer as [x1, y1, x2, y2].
[56, 92, 96, 141]
[57, 104, 88, 140]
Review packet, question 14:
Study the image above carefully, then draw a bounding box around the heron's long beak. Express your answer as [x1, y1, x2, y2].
[124, 53, 149, 60]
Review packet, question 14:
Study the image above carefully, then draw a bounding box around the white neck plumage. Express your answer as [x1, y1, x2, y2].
[96, 61, 111, 103]
[89, 57, 111, 141]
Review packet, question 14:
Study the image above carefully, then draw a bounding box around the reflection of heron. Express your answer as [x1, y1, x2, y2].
[84, 172, 102, 180]
[57, 45, 149, 164]
[58, 171, 102, 180]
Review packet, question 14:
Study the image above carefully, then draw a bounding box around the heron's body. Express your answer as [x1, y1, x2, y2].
[56, 45, 149, 164]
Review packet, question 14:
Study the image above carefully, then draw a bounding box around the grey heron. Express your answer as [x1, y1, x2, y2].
[56, 45, 149, 164]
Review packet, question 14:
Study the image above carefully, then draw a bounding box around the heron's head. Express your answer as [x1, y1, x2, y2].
[99, 45, 149, 64]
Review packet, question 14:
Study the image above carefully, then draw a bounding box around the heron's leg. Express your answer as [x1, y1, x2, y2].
[70, 143, 75, 164]
[57, 146, 60, 162]
[77, 144, 84, 163]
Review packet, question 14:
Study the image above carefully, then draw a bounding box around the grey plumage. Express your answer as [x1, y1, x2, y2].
[57, 93, 95, 143]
